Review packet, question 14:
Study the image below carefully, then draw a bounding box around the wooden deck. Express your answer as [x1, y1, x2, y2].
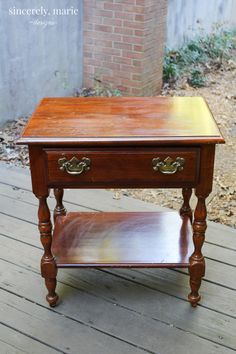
[0, 162, 235, 354]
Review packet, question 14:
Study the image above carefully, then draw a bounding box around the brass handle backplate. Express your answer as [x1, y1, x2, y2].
[58, 156, 91, 175]
[152, 156, 185, 175]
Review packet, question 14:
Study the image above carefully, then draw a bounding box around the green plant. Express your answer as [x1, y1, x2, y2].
[163, 27, 236, 88]
[188, 68, 205, 87]
[163, 55, 179, 83]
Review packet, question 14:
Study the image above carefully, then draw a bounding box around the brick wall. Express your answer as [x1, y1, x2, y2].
[83, 0, 167, 95]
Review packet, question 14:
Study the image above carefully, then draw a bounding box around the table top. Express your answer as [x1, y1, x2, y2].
[18, 96, 224, 146]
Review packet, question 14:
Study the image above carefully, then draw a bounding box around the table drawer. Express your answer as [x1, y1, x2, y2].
[45, 148, 200, 187]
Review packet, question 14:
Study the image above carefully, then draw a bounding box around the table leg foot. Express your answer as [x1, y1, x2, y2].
[41, 259, 58, 306]
[188, 255, 205, 307]
[188, 277, 202, 307]
[45, 278, 59, 307]
[188, 296, 200, 307]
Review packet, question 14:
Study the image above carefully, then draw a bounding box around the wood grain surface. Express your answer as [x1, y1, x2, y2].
[18, 96, 225, 145]
[52, 212, 193, 267]
[45, 147, 200, 188]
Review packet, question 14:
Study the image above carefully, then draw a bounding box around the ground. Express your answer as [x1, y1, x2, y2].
[0, 60, 235, 228]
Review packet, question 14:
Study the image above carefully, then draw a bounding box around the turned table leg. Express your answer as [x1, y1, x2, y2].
[188, 192, 208, 307]
[38, 195, 59, 307]
[53, 188, 67, 223]
[180, 188, 192, 222]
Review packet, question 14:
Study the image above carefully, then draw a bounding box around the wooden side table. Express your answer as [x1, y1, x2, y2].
[18, 96, 224, 307]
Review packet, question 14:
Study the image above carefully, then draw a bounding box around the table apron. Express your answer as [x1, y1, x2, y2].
[44, 147, 200, 188]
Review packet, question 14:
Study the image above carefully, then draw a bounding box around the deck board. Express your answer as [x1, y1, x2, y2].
[0, 289, 146, 354]
[0, 162, 235, 354]
[0, 323, 62, 354]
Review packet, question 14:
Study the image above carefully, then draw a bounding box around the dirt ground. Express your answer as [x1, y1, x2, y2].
[0, 61, 235, 228]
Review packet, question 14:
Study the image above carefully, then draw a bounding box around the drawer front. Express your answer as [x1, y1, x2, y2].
[45, 148, 200, 187]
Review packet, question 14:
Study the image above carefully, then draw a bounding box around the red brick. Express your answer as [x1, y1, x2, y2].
[144, 13, 155, 21]
[84, 44, 93, 52]
[84, 7, 94, 16]
[84, 51, 93, 58]
[113, 56, 132, 65]
[117, 85, 129, 93]
[135, 14, 145, 21]
[86, 15, 103, 24]
[114, 27, 134, 35]
[135, 0, 145, 5]
[94, 24, 113, 32]
[123, 35, 143, 44]
[132, 59, 143, 67]
[142, 28, 154, 36]
[114, 42, 133, 50]
[84, 36, 94, 45]
[134, 30, 145, 37]
[102, 75, 122, 84]
[84, 78, 95, 87]
[104, 62, 121, 71]
[94, 53, 112, 61]
[85, 58, 102, 66]
[121, 64, 141, 73]
[84, 30, 94, 38]
[86, 31, 122, 41]
[104, 3, 123, 11]
[100, 66, 114, 74]
[112, 70, 132, 79]
[132, 73, 142, 81]
[94, 1, 104, 9]
[94, 39, 113, 48]
[122, 51, 143, 59]
[124, 5, 145, 13]
[121, 78, 141, 87]
[96, 47, 121, 56]
[103, 18, 123, 26]
[96, 10, 113, 18]
[114, 11, 134, 20]
[131, 87, 143, 95]
[133, 45, 144, 52]
[115, 0, 136, 4]
[84, 65, 95, 74]
[123, 21, 145, 29]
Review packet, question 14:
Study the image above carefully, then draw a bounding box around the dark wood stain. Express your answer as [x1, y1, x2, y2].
[17, 96, 225, 308]
[52, 212, 193, 267]
[18, 97, 225, 145]
[45, 147, 200, 187]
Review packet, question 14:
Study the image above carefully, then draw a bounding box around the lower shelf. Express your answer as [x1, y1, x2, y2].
[52, 211, 193, 268]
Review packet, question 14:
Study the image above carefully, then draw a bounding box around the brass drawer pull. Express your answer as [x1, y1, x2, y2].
[152, 156, 185, 175]
[58, 156, 91, 175]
